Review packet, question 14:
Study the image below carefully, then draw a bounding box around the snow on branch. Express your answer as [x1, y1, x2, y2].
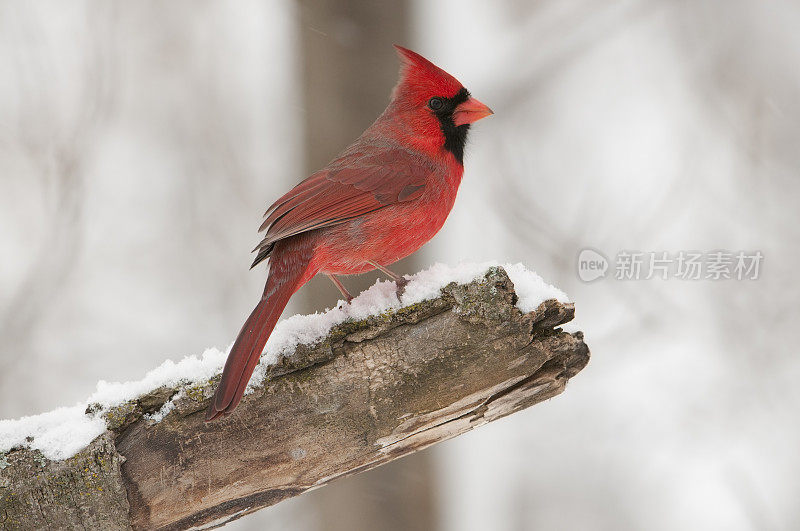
[0, 264, 589, 530]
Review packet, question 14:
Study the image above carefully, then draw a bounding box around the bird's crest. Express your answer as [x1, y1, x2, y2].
[392, 45, 463, 102]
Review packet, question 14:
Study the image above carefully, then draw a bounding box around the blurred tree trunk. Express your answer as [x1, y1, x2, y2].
[308, 454, 438, 531]
[296, 2, 435, 531]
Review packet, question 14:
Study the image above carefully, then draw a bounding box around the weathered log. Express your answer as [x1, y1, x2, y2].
[0, 267, 589, 530]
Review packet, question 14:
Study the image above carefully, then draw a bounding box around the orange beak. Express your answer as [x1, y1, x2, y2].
[453, 97, 493, 126]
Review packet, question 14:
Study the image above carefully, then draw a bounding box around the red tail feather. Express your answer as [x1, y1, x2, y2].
[206, 245, 313, 421]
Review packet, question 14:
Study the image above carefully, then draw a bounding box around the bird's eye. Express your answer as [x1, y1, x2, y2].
[428, 97, 444, 111]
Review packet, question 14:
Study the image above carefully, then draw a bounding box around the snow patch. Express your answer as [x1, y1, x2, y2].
[0, 347, 228, 461]
[0, 406, 107, 462]
[88, 347, 228, 409]
[0, 262, 569, 461]
[144, 393, 179, 423]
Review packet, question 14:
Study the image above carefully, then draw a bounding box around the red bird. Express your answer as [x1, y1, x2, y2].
[206, 46, 492, 421]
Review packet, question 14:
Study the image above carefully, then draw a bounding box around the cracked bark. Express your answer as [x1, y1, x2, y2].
[0, 266, 589, 530]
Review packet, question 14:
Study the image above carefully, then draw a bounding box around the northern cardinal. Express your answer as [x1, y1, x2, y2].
[206, 46, 492, 421]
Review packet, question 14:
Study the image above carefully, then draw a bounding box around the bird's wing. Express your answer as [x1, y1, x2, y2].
[251, 143, 433, 267]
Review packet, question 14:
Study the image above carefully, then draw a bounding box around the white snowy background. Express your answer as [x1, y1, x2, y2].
[1, 1, 798, 530]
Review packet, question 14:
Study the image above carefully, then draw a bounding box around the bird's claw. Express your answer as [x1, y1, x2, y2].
[395, 277, 409, 299]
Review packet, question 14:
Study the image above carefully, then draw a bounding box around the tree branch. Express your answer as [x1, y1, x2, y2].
[0, 267, 589, 530]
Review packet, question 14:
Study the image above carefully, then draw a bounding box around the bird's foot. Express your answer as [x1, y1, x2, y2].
[394, 277, 409, 299]
[328, 274, 354, 306]
[367, 260, 410, 299]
